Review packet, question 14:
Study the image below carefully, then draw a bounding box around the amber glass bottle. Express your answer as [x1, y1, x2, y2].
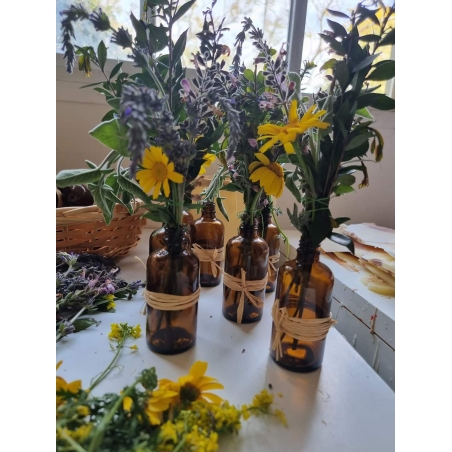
[194, 202, 225, 287]
[149, 210, 196, 253]
[222, 219, 269, 323]
[146, 226, 199, 354]
[270, 238, 334, 372]
[260, 207, 281, 293]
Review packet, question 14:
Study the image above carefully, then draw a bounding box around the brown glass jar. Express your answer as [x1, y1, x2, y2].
[222, 219, 269, 323]
[194, 202, 225, 287]
[146, 226, 199, 354]
[149, 210, 196, 253]
[270, 238, 334, 372]
[260, 207, 281, 293]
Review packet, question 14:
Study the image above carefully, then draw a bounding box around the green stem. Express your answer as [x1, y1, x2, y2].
[87, 382, 138, 452]
[88, 340, 124, 392]
[56, 307, 87, 343]
[271, 209, 289, 259]
[249, 188, 263, 225]
[57, 426, 89, 452]
[97, 150, 118, 170]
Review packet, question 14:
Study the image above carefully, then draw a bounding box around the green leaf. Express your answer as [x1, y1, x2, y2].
[110, 62, 123, 79]
[117, 175, 150, 202]
[335, 61, 350, 91]
[148, 23, 169, 53]
[101, 110, 116, 122]
[333, 184, 355, 195]
[244, 69, 254, 82]
[336, 174, 356, 186]
[318, 34, 345, 55]
[356, 93, 394, 110]
[85, 160, 97, 169]
[343, 140, 369, 161]
[173, 0, 196, 22]
[284, 172, 302, 203]
[88, 184, 114, 224]
[377, 29, 395, 48]
[366, 60, 395, 81]
[56, 168, 102, 188]
[72, 318, 99, 333]
[355, 107, 374, 119]
[80, 81, 103, 89]
[172, 29, 188, 67]
[327, 8, 350, 19]
[89, 119, 129, 156]
[195, 123, 226, 150]
[359, 34, 380, 42]
[130, 12, 148, 48]
[327, 19, 347, 37]
[351, 53, 381, 73]
[105, 190, 133, 214]
[345, 132, 374, 151]
[221, 183, 241, 193]
[328, 232, 355, 254]
[319, 58, 337, 72]
[106, 98, 120, 111]
[97, 41, 107, 70]
[216, 197, 229, 222]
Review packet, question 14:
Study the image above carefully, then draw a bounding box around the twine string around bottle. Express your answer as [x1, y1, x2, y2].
[271, 298, 337, 361]
[144, 287, 201, 311]
[268, 253, 280, 273]
[223, 269, 268, 324]
[191, 244, 225, 278]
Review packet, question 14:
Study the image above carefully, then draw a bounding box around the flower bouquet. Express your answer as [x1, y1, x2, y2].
[267, 3, 395, 372]
[56, 323, 286, 452]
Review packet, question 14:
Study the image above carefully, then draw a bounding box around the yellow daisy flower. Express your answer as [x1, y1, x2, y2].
[249, 153, 284, 198]
[257, 100, 329, 154]
[176, 361, 224, 405]
[136, 146, 184, 200]
[145, 386, 179, 426]
[198, 154, 216, 176]
[56, 361, 82, 407]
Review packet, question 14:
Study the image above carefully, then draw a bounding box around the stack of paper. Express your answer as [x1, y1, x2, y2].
[320, 223, 395, 296]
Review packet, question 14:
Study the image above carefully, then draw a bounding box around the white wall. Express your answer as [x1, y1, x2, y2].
[56, 54, 395, 230]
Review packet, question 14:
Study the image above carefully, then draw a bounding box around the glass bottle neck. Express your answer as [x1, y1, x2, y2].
[296, 238, 320, 265]
[240, 220, 259, 239]
[201, 202, 216, 220]
[164, 226, 189, 251]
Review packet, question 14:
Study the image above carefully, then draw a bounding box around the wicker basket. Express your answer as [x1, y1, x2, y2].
[56, 200, 147, 258]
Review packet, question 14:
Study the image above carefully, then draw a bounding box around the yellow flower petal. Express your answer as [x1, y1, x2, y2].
[56, 361, 63, 371]
[153, 181, 162, 199]
[123, 396, 133, 412]
[255, 153, 271, 165]
[189, 361, 208, 384]
[201, 393, 223, 405]
[259, 137, 278, 153]
[258, 124, 283, 136]
[249, 161, 262, 173]
[288, 100, 298, 124]
[283, 141, 295, 154]
[163, 178, 170, 198]
[168, 171, 184, 184]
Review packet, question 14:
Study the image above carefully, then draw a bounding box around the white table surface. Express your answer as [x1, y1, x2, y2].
[56, 234, 395, 452]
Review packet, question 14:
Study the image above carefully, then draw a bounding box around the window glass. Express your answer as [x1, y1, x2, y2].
[56, 0, 139, 61]
[302, 0, 395, 94]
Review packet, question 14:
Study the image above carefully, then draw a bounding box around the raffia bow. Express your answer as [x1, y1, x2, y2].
[144, 287, 201, 311]
[223, 268, 268, 324]
[268, 253, 280, 273]
[191, 244, 225, 278]
[271, 298, 337, 361]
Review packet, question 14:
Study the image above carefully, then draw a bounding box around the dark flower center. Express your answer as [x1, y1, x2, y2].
[180, 383, 201, 403]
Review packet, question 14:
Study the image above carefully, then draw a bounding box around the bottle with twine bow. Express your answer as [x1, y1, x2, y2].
[193, 202, 225, 287]
[145, 226, 199, 354]
[222, 218, 269, 324]
[259, 205, 281, 293]
[270, 238, 335, 372]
